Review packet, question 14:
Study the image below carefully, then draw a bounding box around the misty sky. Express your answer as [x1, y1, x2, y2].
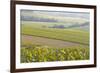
[21, 10, 90, 20]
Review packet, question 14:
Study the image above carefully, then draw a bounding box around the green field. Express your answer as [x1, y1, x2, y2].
[21, 21, 89, 45]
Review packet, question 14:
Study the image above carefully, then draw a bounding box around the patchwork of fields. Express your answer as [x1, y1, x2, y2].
[21, 21, 89, 45]
[20, 10, 90, 63]
[21, 21, 89, 63]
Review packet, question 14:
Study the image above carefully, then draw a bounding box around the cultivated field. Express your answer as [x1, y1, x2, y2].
[21, 45, 89, 63]
[21, 21, 89, 63]
[21, 21, 89, 45]
[20, 10, 90, 63]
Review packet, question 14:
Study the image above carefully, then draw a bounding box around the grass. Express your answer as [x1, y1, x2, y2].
[21, 45, 89, 63]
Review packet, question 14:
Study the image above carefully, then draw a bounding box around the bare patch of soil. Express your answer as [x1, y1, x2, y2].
[22, 35, 86, 48]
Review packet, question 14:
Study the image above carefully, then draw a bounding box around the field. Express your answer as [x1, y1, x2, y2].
[21, 45, 89, 63]
[20, 10, 90, 63]
[21, 21, 89, 45]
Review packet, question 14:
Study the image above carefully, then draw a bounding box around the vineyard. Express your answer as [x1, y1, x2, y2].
[20, 10, 90, 63]
[21, 45, 89, 63]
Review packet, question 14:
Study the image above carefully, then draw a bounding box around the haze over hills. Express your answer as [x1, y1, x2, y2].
[21, 10, 90, 31]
